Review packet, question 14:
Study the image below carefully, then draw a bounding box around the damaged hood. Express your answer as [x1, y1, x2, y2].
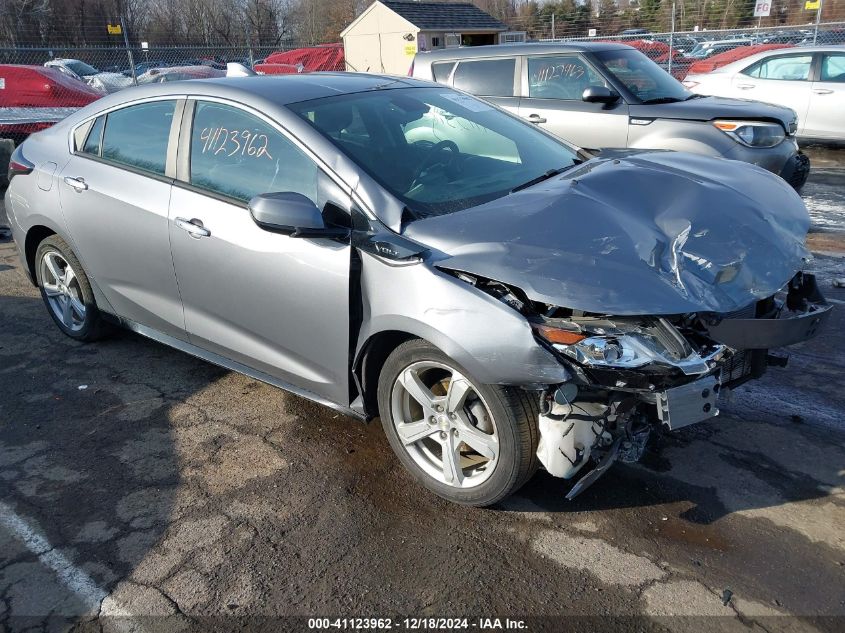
[404, 151, 810, 316]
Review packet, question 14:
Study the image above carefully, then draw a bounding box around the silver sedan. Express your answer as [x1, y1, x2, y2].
[4, 74, 830, 505]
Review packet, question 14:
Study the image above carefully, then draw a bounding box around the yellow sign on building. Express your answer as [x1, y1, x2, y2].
[107, 24, 122, 35]
[804, 0, 820, 10]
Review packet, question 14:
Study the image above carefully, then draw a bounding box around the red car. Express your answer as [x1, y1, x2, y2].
[0, 65, 101, 140]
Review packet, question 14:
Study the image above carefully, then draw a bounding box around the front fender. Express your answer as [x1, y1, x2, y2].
[356, 253, 568, 386]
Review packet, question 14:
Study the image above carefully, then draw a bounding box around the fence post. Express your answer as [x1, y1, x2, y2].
[120, 16, 138, 85]
[245, 19, 255, 67]
[813, 0, 824, 45]
[668, 1, 675, 76]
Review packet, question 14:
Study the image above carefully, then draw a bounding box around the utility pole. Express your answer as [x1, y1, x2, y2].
[668, 1, 676, 76]
[120, 16, 138, 86]
[551, 13, 555, 40]
[813, 0, 825, 45]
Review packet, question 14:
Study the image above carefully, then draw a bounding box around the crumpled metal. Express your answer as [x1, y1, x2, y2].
[405, 151, 810, 315]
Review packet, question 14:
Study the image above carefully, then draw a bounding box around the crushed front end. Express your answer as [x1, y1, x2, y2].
[454, 270, 832, 498]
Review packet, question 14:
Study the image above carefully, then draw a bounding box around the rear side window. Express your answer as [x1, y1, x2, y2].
[432, 61, 456, 83]
[102, 101, 175, 175]
[82, 116, 105, 156]
[820, 53, 845, 82]
[744, 54, 813, 81]
[453, 58, 515, 97]
[189, 101, 318, 204]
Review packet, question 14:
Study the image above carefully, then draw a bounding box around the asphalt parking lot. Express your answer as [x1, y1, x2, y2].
[1, 161, 845, 632]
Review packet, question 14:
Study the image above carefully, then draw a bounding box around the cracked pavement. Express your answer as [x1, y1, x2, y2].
[2, 170, 845, 633]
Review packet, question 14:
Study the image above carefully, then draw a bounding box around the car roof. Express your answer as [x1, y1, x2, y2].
[83, 72, 434, 111]
[417, 41, 632, 60]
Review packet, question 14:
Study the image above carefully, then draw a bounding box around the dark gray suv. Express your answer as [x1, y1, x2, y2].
[412, 42, 810, 189]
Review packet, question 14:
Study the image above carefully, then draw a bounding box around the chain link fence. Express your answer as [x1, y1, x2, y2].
[0, 43, 326, 140]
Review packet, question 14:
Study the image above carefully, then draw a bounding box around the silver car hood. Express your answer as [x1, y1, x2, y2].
[403, 152, 810, 316]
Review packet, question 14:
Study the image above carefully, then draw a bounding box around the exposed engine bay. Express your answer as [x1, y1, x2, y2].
[446, 268, 832, 498]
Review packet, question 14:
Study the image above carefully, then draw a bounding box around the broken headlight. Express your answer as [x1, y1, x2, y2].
[533, 321, 728, 375]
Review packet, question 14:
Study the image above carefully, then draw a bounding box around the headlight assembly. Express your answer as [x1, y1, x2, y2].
[533, 322, 728, 375]
[713, 120, 785, 148]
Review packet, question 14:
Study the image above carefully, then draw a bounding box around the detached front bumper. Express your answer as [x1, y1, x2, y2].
[706, 273, 831, 350]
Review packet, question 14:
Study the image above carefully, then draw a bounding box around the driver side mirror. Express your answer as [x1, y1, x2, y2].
[249, 192, 348, 239]
[582, 86, 620, 105]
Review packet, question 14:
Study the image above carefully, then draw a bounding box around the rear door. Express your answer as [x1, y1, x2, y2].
[731, 52, 813, 132]
[58, 98, 185, 339]
[517, 53, 629, 150]
[167, 99, 352, 405]
[804, 51, 845, 140]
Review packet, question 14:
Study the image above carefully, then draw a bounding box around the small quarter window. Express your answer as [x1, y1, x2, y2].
[82, 116, 105, 156]
[432, 61, 456, 83]
[189, 101, 318, 204]
[102, 101, 175, 175]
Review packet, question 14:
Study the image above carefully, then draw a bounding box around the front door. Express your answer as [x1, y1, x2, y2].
[167, 100, 351, 405]
[58, 99, 185, 339]
[518, 53, 629, 150]
[803, 52, 845, 141]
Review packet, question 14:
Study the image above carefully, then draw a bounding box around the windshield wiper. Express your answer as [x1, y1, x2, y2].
[511, 166, 573, 193]
[640, 96, 684, 104]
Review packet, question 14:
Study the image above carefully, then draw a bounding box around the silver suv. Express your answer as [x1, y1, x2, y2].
[411, 42, 810, 189]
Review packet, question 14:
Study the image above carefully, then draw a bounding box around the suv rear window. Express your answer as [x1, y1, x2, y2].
[452, 58, 515, 97]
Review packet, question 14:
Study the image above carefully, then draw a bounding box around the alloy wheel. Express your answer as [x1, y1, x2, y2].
[390, 360, 499, 488]
[40, 251, 86, 332]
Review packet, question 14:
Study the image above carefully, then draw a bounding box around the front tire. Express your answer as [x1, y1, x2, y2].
[35, 235, 109, 342]
[377, 339, 539, 507]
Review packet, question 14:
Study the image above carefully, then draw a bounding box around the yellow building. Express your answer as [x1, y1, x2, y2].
[341, 1, 513, 75]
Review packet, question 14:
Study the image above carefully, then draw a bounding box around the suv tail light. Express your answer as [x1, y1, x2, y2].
[8, 144, 34, 182]
[407, 60, 414, 76]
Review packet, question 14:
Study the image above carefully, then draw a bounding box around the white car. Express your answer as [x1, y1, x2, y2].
[684, 46, 845, 143]
[44, 58, 132, 94]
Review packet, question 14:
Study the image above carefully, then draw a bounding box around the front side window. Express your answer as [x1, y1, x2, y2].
[744, 54, 813, 81]
[820, 53, 845, 82]
[290, 87, 578, 218]
[452, 58, 515, 97]
[593, 48, 691, 103]
[101, 100, 175, 175]
[189, 101, 318, 204]
[528, 55, 608, 100]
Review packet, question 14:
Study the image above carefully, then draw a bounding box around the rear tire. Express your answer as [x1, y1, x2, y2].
[377, 339, 539, 507]
[35, 235, 110, 342]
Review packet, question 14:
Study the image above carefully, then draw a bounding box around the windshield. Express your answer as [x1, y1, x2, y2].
[67, 60, 99, 76]
[593, 48, 691, 103]
[288, 87, 579, 218]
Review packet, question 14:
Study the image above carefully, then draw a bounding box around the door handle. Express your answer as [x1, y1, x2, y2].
[736, 83, 755, 90]
[813, 88, 833, 95]
[175, 217, 211, 238]
[526, 114, 547, 124]
[63, 176, 88, 191]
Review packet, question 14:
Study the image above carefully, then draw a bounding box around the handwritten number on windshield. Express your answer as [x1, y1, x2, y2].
[199, 127, 273, 160]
